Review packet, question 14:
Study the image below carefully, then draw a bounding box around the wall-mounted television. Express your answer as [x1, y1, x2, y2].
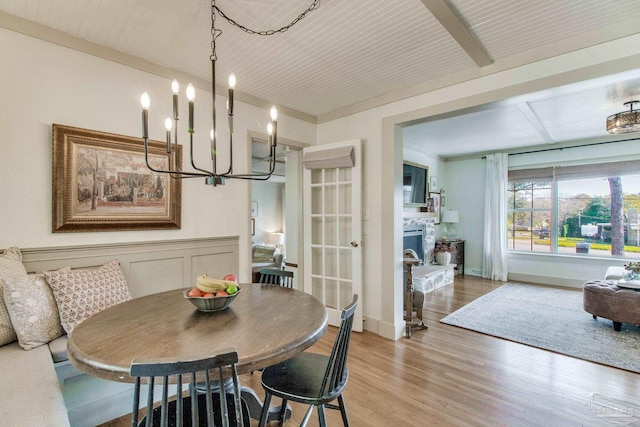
[403, 161, 428, 206]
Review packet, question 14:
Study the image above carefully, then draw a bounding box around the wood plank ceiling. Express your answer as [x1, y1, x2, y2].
[1, 0, 640, 156]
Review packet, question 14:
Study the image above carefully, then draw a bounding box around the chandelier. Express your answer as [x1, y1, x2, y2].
[606, 101, 640, 134]
[140, 0, 320, 186]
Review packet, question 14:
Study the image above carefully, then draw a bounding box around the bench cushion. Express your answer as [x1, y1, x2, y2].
[49, 335, 68, 363]
[0, 342, 70, 426]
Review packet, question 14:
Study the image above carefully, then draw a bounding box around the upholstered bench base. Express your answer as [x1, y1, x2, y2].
[583, 280, 640, 331]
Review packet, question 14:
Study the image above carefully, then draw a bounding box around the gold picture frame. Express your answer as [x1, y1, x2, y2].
[52, 124, 182, 232]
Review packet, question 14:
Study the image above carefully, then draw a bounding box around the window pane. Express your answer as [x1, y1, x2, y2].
[509, 173, 640, 259]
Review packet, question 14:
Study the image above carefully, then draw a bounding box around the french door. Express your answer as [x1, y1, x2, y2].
[303, 139, 362, 331]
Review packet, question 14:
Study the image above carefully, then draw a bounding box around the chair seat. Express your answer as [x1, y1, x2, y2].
[261, 352, 348, 405]
[142, 393, 250, 427]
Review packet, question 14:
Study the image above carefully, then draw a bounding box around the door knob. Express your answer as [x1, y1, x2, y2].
[350, 241, 359, 247]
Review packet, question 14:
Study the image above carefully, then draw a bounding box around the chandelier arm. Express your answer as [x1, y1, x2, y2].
[225, 144, 277, 179]
[188, 133, 216, 176]
[143, 138, 209, 178]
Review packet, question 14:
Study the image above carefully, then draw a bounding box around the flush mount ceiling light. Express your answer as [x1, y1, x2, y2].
[606, 101, 640, 134]
[140, 0, 320, 186]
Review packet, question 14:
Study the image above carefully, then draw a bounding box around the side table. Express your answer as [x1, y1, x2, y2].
[437, 239, 465, 276]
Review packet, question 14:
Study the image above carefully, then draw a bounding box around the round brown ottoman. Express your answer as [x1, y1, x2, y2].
[583, 280, 640, 331]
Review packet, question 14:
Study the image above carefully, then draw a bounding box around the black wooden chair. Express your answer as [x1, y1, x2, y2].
[258, 295, 358, 427]
[258, 268, 294, 288]
[130, 350, 248, 427]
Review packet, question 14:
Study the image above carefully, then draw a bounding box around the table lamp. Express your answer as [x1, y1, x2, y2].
[441, 210, 459, 240]
[267, 232, 285, 252]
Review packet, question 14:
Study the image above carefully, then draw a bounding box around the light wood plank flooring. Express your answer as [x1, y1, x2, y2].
[101, 276, 640, 426]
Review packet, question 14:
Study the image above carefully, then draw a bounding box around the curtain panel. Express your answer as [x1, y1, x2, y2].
[483, 153, 509, 281]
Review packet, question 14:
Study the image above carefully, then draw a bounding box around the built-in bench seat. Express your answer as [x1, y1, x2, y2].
[0, 341, 69, 426]
[0, 237, 239, 427]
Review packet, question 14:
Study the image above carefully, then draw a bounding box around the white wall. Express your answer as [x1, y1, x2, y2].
[0, 28, 315, 283]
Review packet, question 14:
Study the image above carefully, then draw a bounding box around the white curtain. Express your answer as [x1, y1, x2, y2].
[482, 153, 508, 281]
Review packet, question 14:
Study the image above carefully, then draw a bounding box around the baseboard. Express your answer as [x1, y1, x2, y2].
[507, 272, 584, 289]
[363, 316, 379, 334]
[378, 319, 406, 340]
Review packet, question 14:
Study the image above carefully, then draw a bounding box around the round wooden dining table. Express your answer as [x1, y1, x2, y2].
[68, 283, 328, 382]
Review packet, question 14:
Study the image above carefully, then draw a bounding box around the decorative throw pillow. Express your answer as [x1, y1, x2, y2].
[3, 274, 64, 350]
[44, 260, 132, 334]
[0, 247, 28, 345]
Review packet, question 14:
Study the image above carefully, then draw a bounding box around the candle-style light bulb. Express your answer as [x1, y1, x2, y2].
[267, 122, 274, 150]
[140, 92, 150, 109]
[171, 80, 179, 120]
[164, 117, 173, 153]
[270, 106, 278, 147]
[227, 74, 235, 116]
[210, 128, 214, 141]
[141, 92, 150, 140]
[186, 84, 195, 133]
[186, 84, 196, 102]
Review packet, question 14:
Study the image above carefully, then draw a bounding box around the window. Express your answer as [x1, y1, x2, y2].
[507, 160, 640, 259]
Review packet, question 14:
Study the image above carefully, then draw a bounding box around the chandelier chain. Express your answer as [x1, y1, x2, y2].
[211, 0, 320, 36]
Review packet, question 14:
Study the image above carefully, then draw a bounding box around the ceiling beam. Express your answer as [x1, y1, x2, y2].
[516, 102, 556, 144]
[419, 0, 492, 67]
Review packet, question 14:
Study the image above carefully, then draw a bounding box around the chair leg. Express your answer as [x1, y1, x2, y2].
[337, 394, 350, 427]
[300, 405, 314, 427]
[258, 392, 272, 427]
[278, 398, 288, 424]
[317, 404, 327, 427]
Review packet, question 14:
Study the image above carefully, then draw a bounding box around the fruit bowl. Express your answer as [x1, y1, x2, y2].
[183, 287, 241, 312]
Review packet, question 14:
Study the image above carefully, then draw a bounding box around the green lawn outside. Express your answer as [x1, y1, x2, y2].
[528, 236, 640, 253]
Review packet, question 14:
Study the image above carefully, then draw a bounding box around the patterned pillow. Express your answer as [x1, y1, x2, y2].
[0, 247, 28, 345]
[44, 260, 132, 334]
[3, 274, 64, 350]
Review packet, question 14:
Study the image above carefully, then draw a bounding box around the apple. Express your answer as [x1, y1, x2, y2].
[216, 290, 229, 297]
[223, 274, 237, 282]
[202, 292, 215, 298]
[188, 287, 204, 297]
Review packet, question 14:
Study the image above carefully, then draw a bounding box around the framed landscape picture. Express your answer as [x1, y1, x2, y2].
[52, 124, 182, 232]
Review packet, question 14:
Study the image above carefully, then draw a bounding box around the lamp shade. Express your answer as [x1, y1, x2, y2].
[442, 210, 459, 223]
[267, 232, 285, 246]
[607, 101, 640, 134]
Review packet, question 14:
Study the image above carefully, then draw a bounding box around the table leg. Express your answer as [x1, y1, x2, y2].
[241, 387, 292, 422]
[197, 379, 291, 422]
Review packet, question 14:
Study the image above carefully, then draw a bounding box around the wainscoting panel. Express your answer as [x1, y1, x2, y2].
[20, 236, 239, 297]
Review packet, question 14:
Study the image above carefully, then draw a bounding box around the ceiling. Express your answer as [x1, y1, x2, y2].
[2, 0, 640, 157]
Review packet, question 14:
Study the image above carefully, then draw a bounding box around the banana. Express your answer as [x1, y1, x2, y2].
[195, 274, 236, 293]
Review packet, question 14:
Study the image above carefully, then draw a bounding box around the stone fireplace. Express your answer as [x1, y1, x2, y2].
[402, 214, 453, 295]
[403, 216, 436, 263]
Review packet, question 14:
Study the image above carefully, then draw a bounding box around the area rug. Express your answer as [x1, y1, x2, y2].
[440, 283, 640, 373]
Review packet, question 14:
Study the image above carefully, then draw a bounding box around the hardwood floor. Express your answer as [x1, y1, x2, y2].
[101, 276, 640, 426]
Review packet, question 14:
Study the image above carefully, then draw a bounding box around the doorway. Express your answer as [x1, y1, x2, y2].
[251, 138, 303, 288]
